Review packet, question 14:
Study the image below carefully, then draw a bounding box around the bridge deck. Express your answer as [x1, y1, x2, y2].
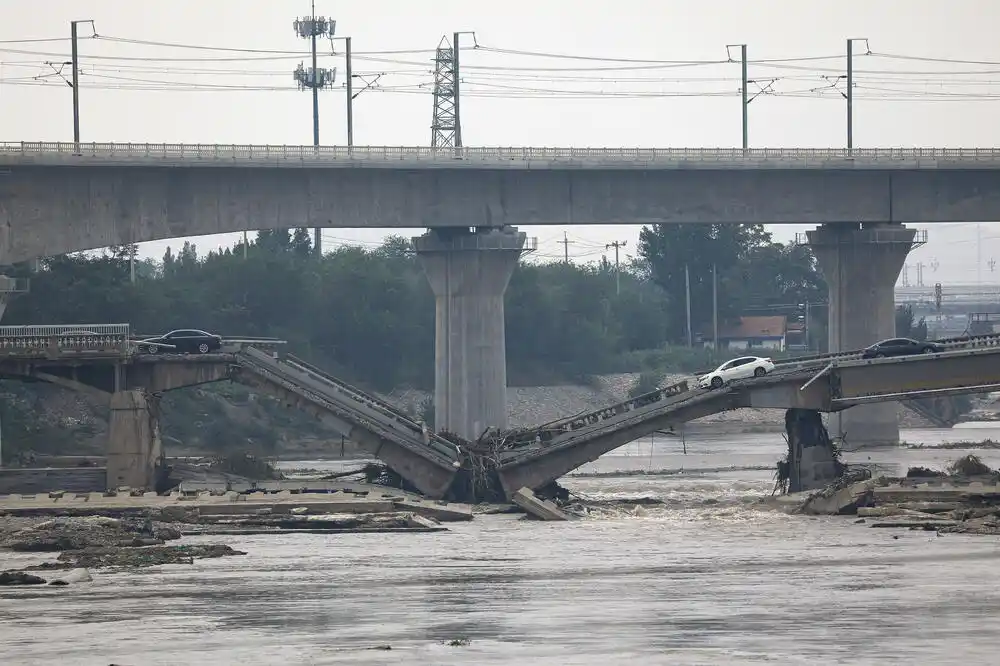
[3, 142, 1000, 170]
[493, 342, 1000, 496]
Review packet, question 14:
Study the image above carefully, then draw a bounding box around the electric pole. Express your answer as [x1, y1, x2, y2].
[559, 232, 574, 263]
[453, 31, 463, 148]
[741, 44, 748, 151]
[69, 20, 94, 150]
[846, 38, 868, 154]
[712, 263, 718, 349]
[606, 240, 627, 295]
[726, 44, 749, 151]
[685, 264, 693, 347]
[293, 6, 337, 256]
[430, 36, 458, 148]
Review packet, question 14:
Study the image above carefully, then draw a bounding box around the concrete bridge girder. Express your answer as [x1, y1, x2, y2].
[832, 351, 1000, 405]
[4, 164, 1000, 265]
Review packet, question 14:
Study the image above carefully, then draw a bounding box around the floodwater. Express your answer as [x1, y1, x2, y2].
[3, 426, 1000, 665]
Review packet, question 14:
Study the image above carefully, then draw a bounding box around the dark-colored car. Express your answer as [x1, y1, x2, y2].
[861, 337, 944, 359]
[140, 329, 223, 354]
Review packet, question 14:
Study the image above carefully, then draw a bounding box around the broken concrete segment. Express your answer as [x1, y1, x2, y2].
[511, 487, 572, 521]
[801, 479, 877, 516]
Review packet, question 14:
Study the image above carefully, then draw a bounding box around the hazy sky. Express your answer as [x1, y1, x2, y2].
[2, 0, 999, 285]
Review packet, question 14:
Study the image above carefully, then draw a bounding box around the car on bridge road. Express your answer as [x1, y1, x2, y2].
[699, 356, 775, 390]
[861, 337, 945, 359]
[139, 329, 223, 355]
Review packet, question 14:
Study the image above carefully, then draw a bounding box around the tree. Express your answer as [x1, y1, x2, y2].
[895, 304, 928, 341]
[290, 227, 313, 257]
[639, 224, 808, 341]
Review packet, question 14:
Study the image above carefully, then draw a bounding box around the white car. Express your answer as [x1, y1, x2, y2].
[698, 356, 775, 390]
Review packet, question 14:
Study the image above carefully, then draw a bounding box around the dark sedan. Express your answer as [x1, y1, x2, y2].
[140, 329, 223, 354]
[861, 337, 944, 359]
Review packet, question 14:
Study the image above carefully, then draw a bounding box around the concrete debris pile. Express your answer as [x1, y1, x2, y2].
[188, 510, 445, 535]
[0, 515, 245, 572]
[799, 455, 1000, 536]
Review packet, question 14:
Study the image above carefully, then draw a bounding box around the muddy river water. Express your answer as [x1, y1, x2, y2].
[2, 425, 1000, 665]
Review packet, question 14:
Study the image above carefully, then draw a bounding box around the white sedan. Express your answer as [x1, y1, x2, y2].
[698, 356, 775, 390]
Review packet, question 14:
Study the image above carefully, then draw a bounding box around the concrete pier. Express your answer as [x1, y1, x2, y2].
[413, 227, 527, 441]
[106, 389, 162, 491]
[784, 409, 844, 492]
[807, 223, 921, 446]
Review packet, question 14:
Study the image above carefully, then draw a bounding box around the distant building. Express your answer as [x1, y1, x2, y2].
[704, 315, 788, 351]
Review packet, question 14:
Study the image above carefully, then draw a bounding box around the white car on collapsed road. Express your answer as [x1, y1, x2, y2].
[698, 356, 775, 390]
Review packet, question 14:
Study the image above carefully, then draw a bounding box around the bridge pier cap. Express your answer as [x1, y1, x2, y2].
[806, 222, 923, 445]
[413, 226, 528, 441]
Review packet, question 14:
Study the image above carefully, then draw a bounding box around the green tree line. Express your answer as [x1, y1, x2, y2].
[4, 224, 827, 391]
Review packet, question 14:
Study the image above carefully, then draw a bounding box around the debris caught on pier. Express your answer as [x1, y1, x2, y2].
[792, 455, 1000, 536]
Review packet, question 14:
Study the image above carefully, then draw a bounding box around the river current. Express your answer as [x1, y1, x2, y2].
[2, 425, 1000, 665]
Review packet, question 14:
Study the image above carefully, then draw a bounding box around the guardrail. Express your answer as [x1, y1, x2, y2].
[4, 142, 1000, 164]
[0, 323, 131, 357]
[691, 332, 1000, 376]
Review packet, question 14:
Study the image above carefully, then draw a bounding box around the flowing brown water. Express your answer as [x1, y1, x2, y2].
[3, 426, 1000, 665]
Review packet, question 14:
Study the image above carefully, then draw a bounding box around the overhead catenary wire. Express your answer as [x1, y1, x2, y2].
[5, 34, 1000, 103]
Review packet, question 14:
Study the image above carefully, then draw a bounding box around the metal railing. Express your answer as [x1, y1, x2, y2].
[0, 323, 131, 356]
[3, 142, 1000, 164]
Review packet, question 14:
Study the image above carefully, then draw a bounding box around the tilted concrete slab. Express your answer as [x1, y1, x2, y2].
[229, 348, 462, 499]
[496, 346, 1000, 496]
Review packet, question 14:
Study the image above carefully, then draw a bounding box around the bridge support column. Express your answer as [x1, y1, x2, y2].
[806, 223, 922, 446]
[784, 409, 844, 492]
[413, 227, 528, 441]
[106, 389, 163, 491]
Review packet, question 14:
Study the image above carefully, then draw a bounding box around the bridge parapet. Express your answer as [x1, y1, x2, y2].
[0, 323, 131, 358]
[5, 142, 1000, 169]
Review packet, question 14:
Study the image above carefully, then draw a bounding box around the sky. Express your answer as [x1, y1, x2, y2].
[2, 0, 1000, 285]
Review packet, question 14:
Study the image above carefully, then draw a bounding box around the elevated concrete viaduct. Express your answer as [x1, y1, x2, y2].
[3, 143, 1000, 453]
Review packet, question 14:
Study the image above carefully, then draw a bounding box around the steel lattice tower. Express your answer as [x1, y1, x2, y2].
[430, 36, 457, 148]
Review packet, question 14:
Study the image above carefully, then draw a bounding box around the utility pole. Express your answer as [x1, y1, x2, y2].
[726, 44, 749, 151]
[293, 7, 337, 256]
[559, 232, 574, 263]
[69, 20, 94, 150]
[977, 223, 983, 286]
[846, 38, 853, 153]
[740, 44, 748, 151]
[450, 31, 476, 149]
[453, 32, 462, 148]
[712, 264, 719, 349]
[845, 38, 867, 154]
[685, 264, 693, 347]
[243, 231, 249, 260]
[606, 240, 627, 295]
[804, 300, 812, 350]
[345, 36, 353, 147]
[431, 36, 458, 147]
[71, 21, 80, 147]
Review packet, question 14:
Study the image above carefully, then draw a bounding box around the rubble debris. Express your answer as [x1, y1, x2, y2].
[794, 455, 1000, 536]
[946, 454, 995, 478]
[0, 516, 180, 552]
[189, 512, 446, 535]
[511, 487, 573, 521]
[801, 478, 877, 516]
[906, 466, 946, 478]
[0, 571, 46, 585]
